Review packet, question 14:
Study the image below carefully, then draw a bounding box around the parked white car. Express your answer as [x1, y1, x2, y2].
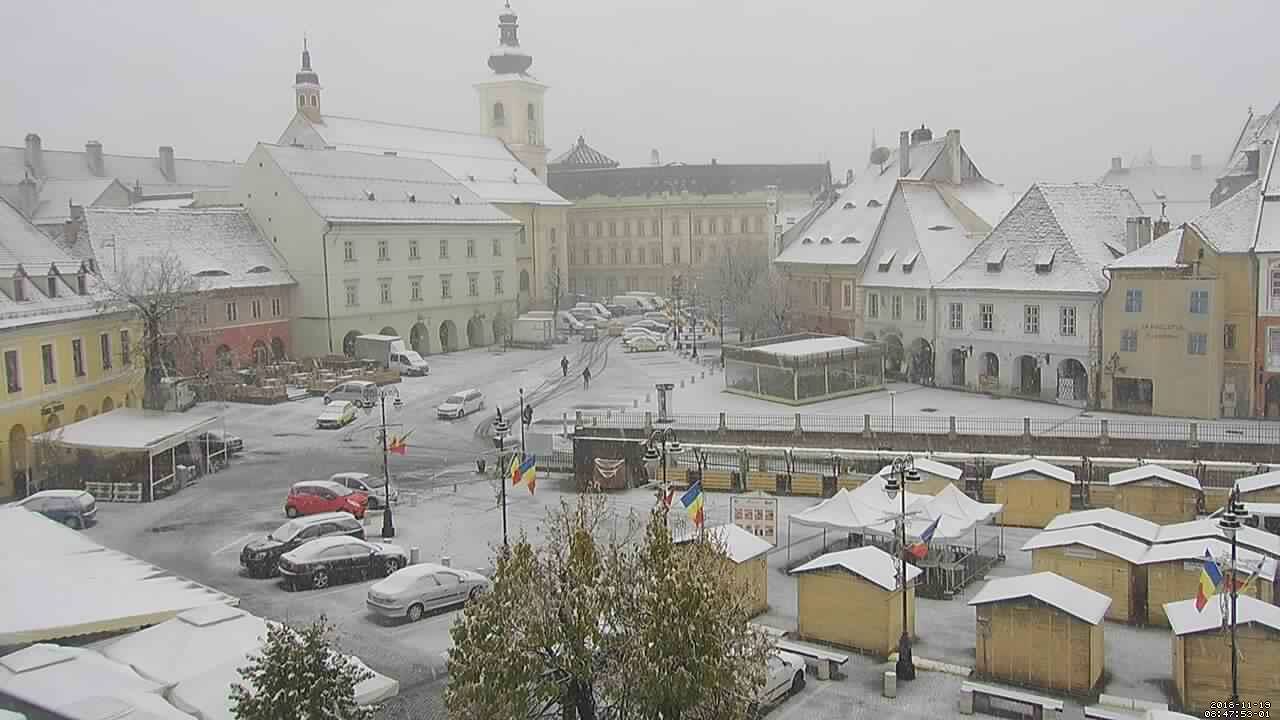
[330, 472, 398, 510]
[366, 563, 492, 621]
[757, 651, 806, 707]
[437, 389, 485, 419]
[625, 335, 668, 352]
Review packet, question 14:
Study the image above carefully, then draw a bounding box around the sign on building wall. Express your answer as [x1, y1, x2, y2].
[731, 491, 778, 545]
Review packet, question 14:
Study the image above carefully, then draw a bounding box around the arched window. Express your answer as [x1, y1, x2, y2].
[298, 95, 304, 108]
[549, 227, 557, 244]
[527, 104, 539, 144]
[493, 102, 506, 128]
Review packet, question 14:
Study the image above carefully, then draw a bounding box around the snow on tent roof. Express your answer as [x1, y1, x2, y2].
[1153, 520, 1280, 559]
[1042, 508, 1160, 543]
[789, 546, 921, 591]
[1020, 526, 1149, 564]
[61, 691, 197, 720]
[752, 335, 870, 357]
[876, 249, 897, 270]
[1165, 594, 1280, 636]
[1234, 470, 1280, 494]
[37, 408, 222, 453]
[1108, 464, 1201, 491]
[101, 606, 269, 686]
[673, 523, 773, 563]
[990, 459, 1076, 484]
[1138, 539, 1276, 580]
[967, 572, 1111, 625]
[876, 457, 961, 481]
[0, 645, 165, 711]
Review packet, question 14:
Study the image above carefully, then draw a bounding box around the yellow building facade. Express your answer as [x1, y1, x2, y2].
[1101, 184, 1258, 418]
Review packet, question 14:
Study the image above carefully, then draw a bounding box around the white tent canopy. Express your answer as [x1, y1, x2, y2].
[0, 645, 165, 711]
[36, 408, 221, 453]
[61, 692, 197, 720]
[790, 476, 1002, 542]
[101, 605, 269, 687]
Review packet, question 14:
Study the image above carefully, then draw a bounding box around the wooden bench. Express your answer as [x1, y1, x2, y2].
[773, 638, 849, 681]
[700, 469, 735, 492]
[790, 473, 823, 496]
[746, 471, 777, 493]
[960, 681, 1063, 718]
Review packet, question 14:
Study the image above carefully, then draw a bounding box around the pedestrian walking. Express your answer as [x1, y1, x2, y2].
[582, 367, 592, 389]
[561, 356, 569, 377]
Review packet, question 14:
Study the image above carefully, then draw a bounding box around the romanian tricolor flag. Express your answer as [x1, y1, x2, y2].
[387, 430, 412, 456]
[907, 516, 941, 560]
[1195, 549, 1224, 612]
[511, 454, 537, 494]
[680, 480, 705, 529]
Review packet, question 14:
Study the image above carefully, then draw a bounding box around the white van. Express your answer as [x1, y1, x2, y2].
[389, 350, 429, 376]
[324, 380, 377, 408]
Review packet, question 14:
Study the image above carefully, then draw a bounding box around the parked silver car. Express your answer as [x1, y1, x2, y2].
[366, 563, 491, 621]
[329, 472, 398, 510]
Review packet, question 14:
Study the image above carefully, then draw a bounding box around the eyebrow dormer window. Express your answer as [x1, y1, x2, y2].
[47, 276, 57, 298]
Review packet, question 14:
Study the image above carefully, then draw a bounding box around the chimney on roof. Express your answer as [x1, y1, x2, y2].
[899, 130, 910, 178]
[1111, 156, 1123, 172]
[910, 124, 932, 144]
[1154, 216, 1171, 239]
[86, 141, 105, 176]
[158, 145, 176, 181]
[1125, 216, 1153, 253]
[711, 158, 717, 166]
[1247, 149, 1261, 175]
[24, 134, 44, 178]
[845, 169, 853, 186]
[945, 129, 962, 185]
[16, 175, 37, 218]
[1190, 154, 1203, 171]
[650, 149, 660, 166]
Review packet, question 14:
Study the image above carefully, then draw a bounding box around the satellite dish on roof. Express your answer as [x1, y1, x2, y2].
[869, 146, 891, 168]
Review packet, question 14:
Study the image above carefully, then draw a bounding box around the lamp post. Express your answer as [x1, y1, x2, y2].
[492, 411, 511, 549]
[883, 454, 921, 682]
[1218, 488, 1251, 706]
[368, 386, 403, 539]
[643, 427, 683, 496]
[889, 390, 897, 434]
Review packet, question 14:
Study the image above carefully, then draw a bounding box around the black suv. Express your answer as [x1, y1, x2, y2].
[240, 512, 365, 577]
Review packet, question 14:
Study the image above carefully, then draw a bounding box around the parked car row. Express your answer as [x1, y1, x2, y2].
[8, 490, 98, 529]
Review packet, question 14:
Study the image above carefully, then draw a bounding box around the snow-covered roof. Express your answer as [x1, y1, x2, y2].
[1097, 160, 1220, 228]
[941, 183, 1143, 294]
[789, 545, 922, 591]
[257, 143, 519, 226]
[0, 645, 165, 712]
[1165, 594, 1280, 636]
[38, 408, 222, 453]
[1235, 470, 1280, 494]
[673, 523, 772, 563]
[860, 180, 1014, 290]
[1021, 526, 1149, 564]
[792, 477, 1000, 542]
[84, 208, 294, 291]
[774, 139, 949, 267]
[750, 335, 870, 357]
[280, 114, 569, 206]
[0, 178, 125, 225]
[1153, 520, 1280, 559]
[1107, 225, 1187, 270]
[0, 508, 237, 645]
[1042, 508, 1161, 543]
[967, 572, 1111, 625]
[1254, 127, 1280, 253]
[62, 691, 197, 720]
[1189, 178, 1260, 254]
[876, 457, 962, 481]
[1107, 464, 1201, 491]
[101, 605, 269, 687]
[1219, 102, 1280, 188]
[1138, 539, 1276, 580]
[0, 143, 238, 196]
[990, 459, 1076, 484]
[550, 135, 619, 170]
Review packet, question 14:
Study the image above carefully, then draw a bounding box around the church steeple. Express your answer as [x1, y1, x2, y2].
[294, 38, 322, 123]
[488, 2, 533, 76]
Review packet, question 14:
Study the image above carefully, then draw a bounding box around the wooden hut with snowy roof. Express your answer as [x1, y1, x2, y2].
[1165, 595, 1280, 714]
[988, 459, 1077, 528]
[1023, 526, 1151, 624]
[1108, 464, 1202, 524]
[789, 546, 921, 656]
[674, 523, 772, 617]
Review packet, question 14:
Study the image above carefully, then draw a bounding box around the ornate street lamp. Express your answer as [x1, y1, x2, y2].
[364, 386, 404, 539]
[1218, 488, 1251, 707]
[883, 454, 922, 682]
[492, 411, 511, 549]
[644, 427, 683, 495]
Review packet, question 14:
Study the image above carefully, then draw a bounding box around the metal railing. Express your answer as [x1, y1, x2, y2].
[575, 409, 1280, 446]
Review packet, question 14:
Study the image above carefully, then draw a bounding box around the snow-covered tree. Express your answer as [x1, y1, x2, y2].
[230, 618, 372, 720]
[446, 492, 773, 720]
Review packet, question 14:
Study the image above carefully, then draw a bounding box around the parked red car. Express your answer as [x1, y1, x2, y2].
[285, 480, 368, 519]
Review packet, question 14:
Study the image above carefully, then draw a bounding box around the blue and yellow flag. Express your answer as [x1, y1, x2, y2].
[511, 454, 537, 495]
[680, 480, 704, 529]
[1195, 548, 1223, 612]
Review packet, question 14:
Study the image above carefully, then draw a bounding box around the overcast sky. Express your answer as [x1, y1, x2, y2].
[2, 0, 1277, 192]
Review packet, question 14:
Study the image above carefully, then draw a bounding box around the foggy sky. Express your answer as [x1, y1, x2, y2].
[2, 0, 1277, 192]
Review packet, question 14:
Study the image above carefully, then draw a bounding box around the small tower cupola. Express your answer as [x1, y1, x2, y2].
[488, 2, 533, 76]
[294, 39, 322, 122]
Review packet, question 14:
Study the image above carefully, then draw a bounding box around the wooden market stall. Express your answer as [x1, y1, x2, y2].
[1140, 539, 1277, 626]
[1234, 470, 1280, 503]
[988, 459, 1077, 528]
[1043, 508, 1161, 544]
[1165, 595, 1280, 714]
[1107, 464, 1202, 524]
[674, 524, 772, 617]
[968, 572, 1110, 694]
[876, 457, 962, 495]
[1023, 526, 1150, 624]
[789, 546, 921, 656]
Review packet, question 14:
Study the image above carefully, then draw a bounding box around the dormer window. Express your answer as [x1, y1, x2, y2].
[841, 236, 858, 244]
[986, 246, 1008, 272]
[47, 276, 57, 298]
[76, 272, 87, 295]
[877, 249, 897, 271]
[247, 265, 271, 274]
[867, 199, 882, 208]
[819, 236, 832, 245]
[928, 225, 953, 232]
[901, 251, 919, 273]
[801, 237, 814, 245]
[194, 269, 231, 278]
[13, 273, 26, 302]
[843, 202, 855, 210]
[1034, 247, 1057, 273]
